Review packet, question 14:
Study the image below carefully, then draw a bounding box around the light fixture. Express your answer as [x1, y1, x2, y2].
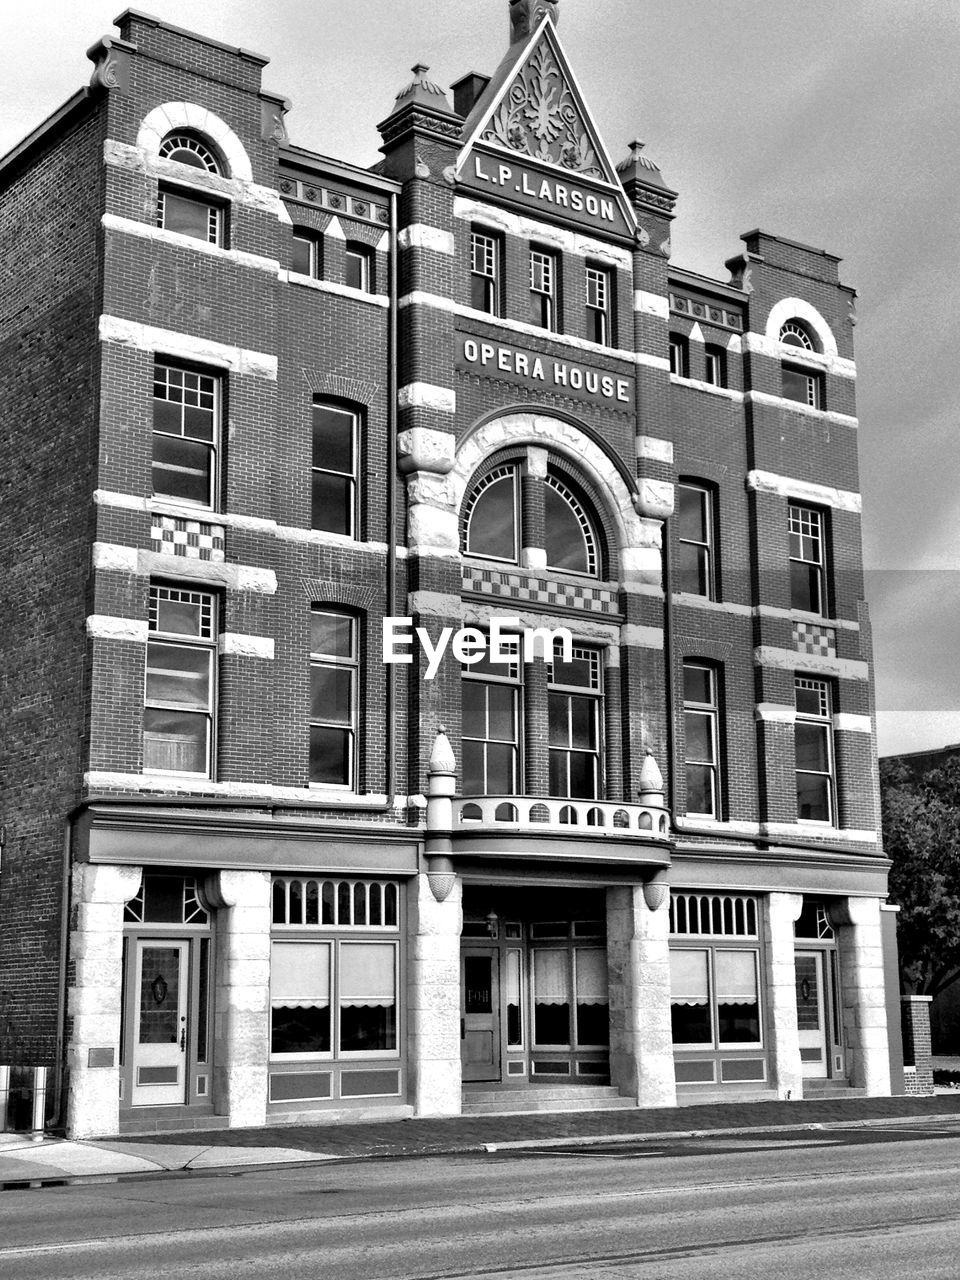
[485, 910, 499, 939]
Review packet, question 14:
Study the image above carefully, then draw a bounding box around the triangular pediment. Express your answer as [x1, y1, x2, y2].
[456, 17, 635, 240]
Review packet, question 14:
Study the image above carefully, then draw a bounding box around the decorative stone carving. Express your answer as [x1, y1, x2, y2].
[86, 37, 132, 93]
[482, 35, 602, 178]
[510, 0, 560, 43]
[261, 99, 290, 145]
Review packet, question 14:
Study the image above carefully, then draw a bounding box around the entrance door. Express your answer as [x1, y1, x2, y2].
[795, 950, 828, 1078]
[461, 949, 500, 1082]
[132, 940, 189, 1106]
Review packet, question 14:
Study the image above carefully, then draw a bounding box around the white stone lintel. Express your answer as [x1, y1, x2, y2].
[747, 470, 861, 514]
[754, 645, 869, 681]
[621, 624, 664, 650]
[219, 633, 275, 659]
[636, 435, 674, 464]
[399, 382, 457, 413]
[834, 712, 873, 734]
[755, 702, 796, 724]
[398, 224, 455, 254]
[92, 541, 140, 573]
[745, 390, 858, 428]
[280, 270, 390, 308]
[86, 615, 148, 642]
[99, 315, 278, 381]
[102, 214, 279, 274]
[633, 290, 670, 319]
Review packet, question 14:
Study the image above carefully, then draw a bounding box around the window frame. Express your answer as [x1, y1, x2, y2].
[461, 638, 522, 797]
[781, 362, 824, 409]
[152, 360, 221, 509]
[788, 502, 827, 615]
[544, 472, 599, 578]
[143, 583, 218, 778]
[704, 345, 726, 387]
[585, 263, 612, 346]
[669, 333, 689, 378]
[547, 645, 603, 800]
[676, 481, 717, 600]
[311, 401, 359, 538]
[529, 246, 559, 332]
[309, 609, 359, 789]
[157, 185, 224, 247]
[795, 676, 835, 825]
[669, 944, 763, 1050]
[470, 227, 501, 316]
[344, 241, 374, 293]
[291, 229, 322, 278]
[463, 463, 521, 565]
[682, 661, 721, 819]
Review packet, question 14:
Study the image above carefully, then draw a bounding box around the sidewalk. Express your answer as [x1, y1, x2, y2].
[4, 1092, 960, 1189]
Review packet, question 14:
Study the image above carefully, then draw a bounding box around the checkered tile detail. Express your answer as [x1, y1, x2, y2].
[151, 515, 225, 563]
[463, 569, 616, 613]
[793, 621, 836, 657]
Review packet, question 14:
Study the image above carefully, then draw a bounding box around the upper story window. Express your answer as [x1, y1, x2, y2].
[779, 319, 824, 408]
[470, 228, 501, 315]
[548, 646, 602, 799]
[152, 362, 219, 508]
[585, 265, 612, 345]
[310, 609, 357, 788]
[345, 241, 373, 292]
[159, 133, 222, 174]
[156, 133, 224, 247]
[292, 228, 322, 277]
[462, 641, 521, 797]
[669, 333, 689, 378]
[704, 345, 726, 387]
[683, 662, 721, 819]
[788, 503, 826, 614]
[463, 462, 601, 578]
[676, 482, 716, 599]
[144, 584, 217, 776]
[529, 248, 558, 331]
[312, 401, 358, 537]
[795, 677, 834, 824]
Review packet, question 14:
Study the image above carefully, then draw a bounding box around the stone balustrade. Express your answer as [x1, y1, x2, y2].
[453, 795, 670, 838]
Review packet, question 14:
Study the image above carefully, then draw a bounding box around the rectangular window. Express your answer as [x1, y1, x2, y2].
[310, 610, 357, 787]
[669, 334, 689, 377]
[339, 942, 397, 1053]
[157, 187, 222, 246]
[795, 677, 834, 823]
[789, 503, 825, 614]
[704, 345, 726, 387]
[677, 483, 715, 598]
[292, 231, 320, 277]
[271, 941, 331, 1056]
[144, 585, 216, 776]
[312, 402, 358, 536]
[344, 242, 373, 292]
[470, 229, 501, 315]
[548, 646, 601, 799]
[683, 662, 720, 818]
[670, 947, 761, 1047]
[782, 363, 823, 408]
[152, 363, 220, 507]
[462, 641, 520, 796]
[585, 265, 611, 345]
[529, 248, 558, 331]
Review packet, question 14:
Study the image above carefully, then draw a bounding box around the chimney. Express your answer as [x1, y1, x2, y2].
[451, 72, 491, 119]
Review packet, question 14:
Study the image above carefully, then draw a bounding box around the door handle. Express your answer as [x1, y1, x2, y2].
[180, 1027, 186, 1052]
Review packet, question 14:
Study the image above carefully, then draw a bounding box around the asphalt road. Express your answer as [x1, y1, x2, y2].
[1, 1120, 959, 1278]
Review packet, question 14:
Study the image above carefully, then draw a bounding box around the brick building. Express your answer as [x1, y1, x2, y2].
[0, 2, 903, 1137]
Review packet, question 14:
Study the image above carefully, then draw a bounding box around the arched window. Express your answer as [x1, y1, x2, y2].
[464, 465, 519, 562]
[544, 474, 597, 576]
[779, 319, 816, 351]
[779, 319, 824, 408]
[157, 132, 225, 247]
[159, 132, 222, 175]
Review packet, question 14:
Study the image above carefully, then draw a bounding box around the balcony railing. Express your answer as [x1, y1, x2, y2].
[453, 796, 670, 839]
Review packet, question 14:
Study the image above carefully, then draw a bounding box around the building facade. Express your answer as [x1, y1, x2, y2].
[0, 2, 903, 1137]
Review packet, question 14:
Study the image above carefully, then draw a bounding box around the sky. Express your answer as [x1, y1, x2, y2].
[2, 0, 958, 757]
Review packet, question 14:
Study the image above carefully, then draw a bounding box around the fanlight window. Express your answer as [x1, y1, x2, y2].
[464, 465, 519, 562]
[779, 320, 816, 351]
[159, 133, 222, 174]
[544, 474, 597, 576]
[463, 463, 600, 577]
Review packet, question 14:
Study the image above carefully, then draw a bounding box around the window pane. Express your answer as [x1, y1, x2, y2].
[462, 681, 487, 738]
[312, 471, 353, 535]
[155, 595, 206, 637]
[143, 708, 208, 773]
[345, 249, 369, 291]
[313, 406, 354, 474]
[795, 723, 829, 772]
[462, 739, 484, 794]
[146, 642, 210, 708]
[686, 763, 715, 816]
[790, 561, 821, 612]
[152, 434, 211, 504]
[309, 725, 351, 785]
[486, 741, 516, 794]
[486, 684, 516, 741]
[467, 474, 517, 560]
[548, 694, 568, 745]
[567, 751, 597, 799]
[291, 235, 313, 275]
[551, 651, 595, 689]
[782, 366, 814, 405]
[340, 943, 396, 1052]
[675, 544, 708, 596]
[678, 486, 707, 542]
[568, 696, 595, 749]
[310, 612, 354, 659]
[670, 950, 711, 1044]
[545, 484, 590, 573]
[797, 771, 831, 822]
[310, 665, 353, 724]
[683, 665, 712, 705]
[685, 710, 714, 761]
[162, 191, 215, 242]
[533, 950, 570, 1045]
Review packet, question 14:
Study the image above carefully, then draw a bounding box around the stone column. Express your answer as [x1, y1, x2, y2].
[205, 869, 271, 1128]
[763, 892, 804, 1100]
[829, 896, 891, 1096]
[407, 870, 462, 1117]
[66, 863, 143, 1139]
[607, 881, 676, 1107]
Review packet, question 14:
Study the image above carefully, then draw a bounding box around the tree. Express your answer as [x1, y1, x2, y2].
[881, 755, 960, 997]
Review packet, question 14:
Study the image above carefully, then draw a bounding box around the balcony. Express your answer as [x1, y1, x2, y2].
[454, 796, 670, 839]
